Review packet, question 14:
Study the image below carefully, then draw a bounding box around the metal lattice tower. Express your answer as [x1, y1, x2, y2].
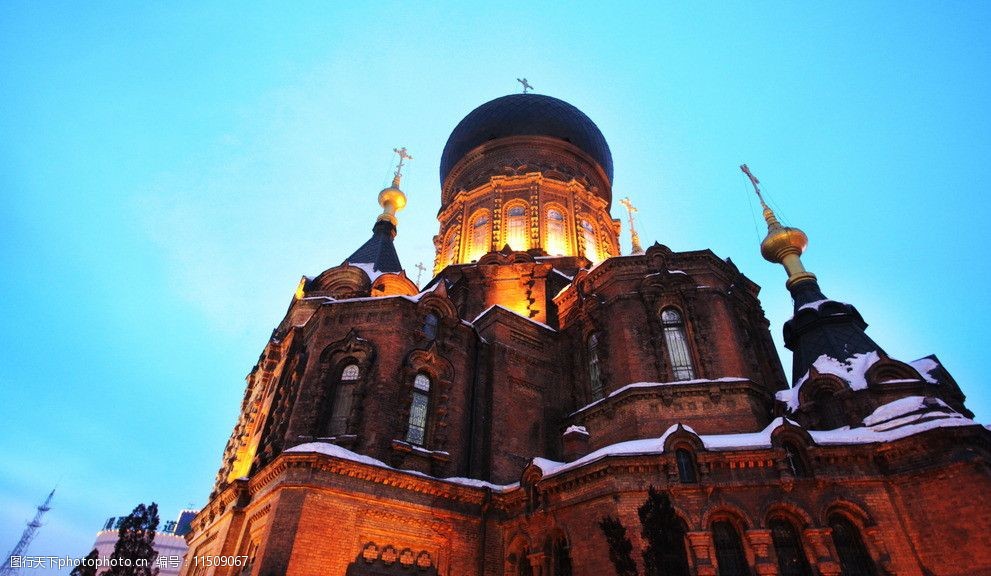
[0, 489, 55, 576]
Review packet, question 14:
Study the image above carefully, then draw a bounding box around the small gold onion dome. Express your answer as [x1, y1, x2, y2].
[376, 176, 407, 225]
[760, 225, 808, 263]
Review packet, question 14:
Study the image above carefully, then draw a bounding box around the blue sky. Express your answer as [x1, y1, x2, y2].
[2, 1, 989, 566]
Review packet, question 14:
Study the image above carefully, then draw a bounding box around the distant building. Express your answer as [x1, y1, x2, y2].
[90, 510, 196, 576]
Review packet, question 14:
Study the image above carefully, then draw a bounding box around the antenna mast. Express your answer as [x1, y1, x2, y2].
[0, 489, 55, 576]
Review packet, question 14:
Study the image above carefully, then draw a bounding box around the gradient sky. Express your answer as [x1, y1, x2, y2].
[2, 2, 989, 568]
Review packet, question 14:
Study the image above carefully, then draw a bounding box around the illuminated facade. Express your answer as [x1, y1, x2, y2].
[182, 94, 990, 576]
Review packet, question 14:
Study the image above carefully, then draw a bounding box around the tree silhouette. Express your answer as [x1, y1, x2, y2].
[638, 487, 690, 576]
[599, 515, 639, 576]
[105, 503, 160, 576]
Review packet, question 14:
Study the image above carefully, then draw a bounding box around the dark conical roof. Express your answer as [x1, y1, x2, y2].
[345, 221, 403, 274]
[440, 94, 613, 186]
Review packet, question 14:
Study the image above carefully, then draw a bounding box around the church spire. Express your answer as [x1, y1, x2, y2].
[740, 164, 816, 289]
[740, 164, 884, 381]
[343, 149, 412, 275]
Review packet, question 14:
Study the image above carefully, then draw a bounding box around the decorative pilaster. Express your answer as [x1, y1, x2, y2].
[745, 529, 777, 575]
[803, 527, 841, 576]
[686, 531, 716, 576]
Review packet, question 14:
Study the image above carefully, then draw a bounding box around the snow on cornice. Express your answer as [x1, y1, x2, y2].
[285, 442, 516, 492]
[909, 357, 940, 384]
[776, 351, 882, 410]
[348, 262, 384, 282]
[571, 378, 750, 416]
[470, 304, 557, 332]
[533, 405, 981, 480]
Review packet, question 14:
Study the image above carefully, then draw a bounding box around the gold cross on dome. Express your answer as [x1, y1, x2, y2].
[517, 78, 533, 94]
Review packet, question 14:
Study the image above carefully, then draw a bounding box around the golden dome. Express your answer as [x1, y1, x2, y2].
[378, 185, 407, 213]
[760, 225, 808, 263]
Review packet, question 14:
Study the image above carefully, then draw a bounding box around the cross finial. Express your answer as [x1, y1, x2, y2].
[393, 147, 413, 182]
[619, 197, 644, 254]
[517, 78, 533, 94]
[740, 164, 780, 228]
[414, 262, 427, 287]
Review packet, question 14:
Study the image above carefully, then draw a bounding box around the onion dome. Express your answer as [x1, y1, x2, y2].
[440, 94, 613, 186]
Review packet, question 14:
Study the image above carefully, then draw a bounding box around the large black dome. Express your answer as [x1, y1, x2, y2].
[440, 94, 613, 186]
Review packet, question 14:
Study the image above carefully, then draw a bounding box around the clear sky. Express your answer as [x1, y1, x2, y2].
[2, 1, 989, 567]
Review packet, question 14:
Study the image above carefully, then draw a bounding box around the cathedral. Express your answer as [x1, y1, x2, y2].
[180, 93, 991, 576]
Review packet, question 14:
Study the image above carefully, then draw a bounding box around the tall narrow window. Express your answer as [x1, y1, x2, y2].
[782, 442, 811, 478]
[405, 373, 431, 446]
[328, 364, 360, 436]
[661, 309, 695, 381]
[546, 209, 567, 256]
[712, 521, 750, 576]
[828, 516, 877, 576]
[424, 313, 439, 340]
[505, 204, 528, 251]
[553, 537, 573, 576]
[468, 211, 491, 262]
[770, 519, 812, 576]
[443, 229, 460, 266]
[675, 448, 697, 484]
[588, 333, 604, 400]
[580, 219, 598, 263]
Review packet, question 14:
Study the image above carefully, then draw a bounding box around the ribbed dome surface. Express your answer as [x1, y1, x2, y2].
[440, 94, 613, 185]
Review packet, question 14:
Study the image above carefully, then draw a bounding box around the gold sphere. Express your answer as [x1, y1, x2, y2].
[760, 226, 808, 263]
[378, 186, 407, 212]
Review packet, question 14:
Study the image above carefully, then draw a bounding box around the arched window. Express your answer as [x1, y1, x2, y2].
[505, 204, 528, 251]
[675, 448, 698, 484]
[587, 333, 604, 400]
[468, 211, 491, 262]
[712, 520, 750, 576]
[814, 388, 844, 429]
[782, 441, 811, 478]
[546, 208, 567, 256]
[661, 309, 696, 381]
[552, 537, 573, 576]
[405, 373, 432, 446]
[580, 219, 599, 263]
[828, 516, 877, 576]
[443, 228, 460, 266]
[328, 363, 360, 435]
[424, 312, 439, 340]
[769, 519, 812, 576]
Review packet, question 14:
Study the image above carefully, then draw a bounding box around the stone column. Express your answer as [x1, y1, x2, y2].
[686, 531, 716, 576]
[803, 527, 841, 576]
[745, 529, 776, 576]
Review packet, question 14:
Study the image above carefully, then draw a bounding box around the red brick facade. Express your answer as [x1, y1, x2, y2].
[181, 95, 991, 576]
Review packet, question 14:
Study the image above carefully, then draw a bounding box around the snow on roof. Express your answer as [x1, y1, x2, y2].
[348, 262, 384, 282]
[285, 442, 516, 492]
[776, 351, 882, 410]
[798, 298, 831, 311]
[564, 425, 589, 436]
[909, 357, 940, 384]
[532, 406, 981, 481]
[572, 378, 749, 416]
[470, 304, 557, 332]
[861, 396, 952, 427]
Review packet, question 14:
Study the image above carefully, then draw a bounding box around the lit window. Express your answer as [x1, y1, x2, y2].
[580, 219, 598, 263]
[443, 229, 460, 265]
[328, 363, 360, 435]
[661, 309, 695, 381]
[424, 313, 439, 340]
[675, 449, 697, 484]
[505, 204, 528, 251]
[468, 212, 491, 262]
[588, 333, 604, 400]
[829, 516, 877, 576]
[712, 521, 749, 576]
[546, 209, 567, 256]
[405, 374, 431, 446]
[770, 519, 813, 576]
